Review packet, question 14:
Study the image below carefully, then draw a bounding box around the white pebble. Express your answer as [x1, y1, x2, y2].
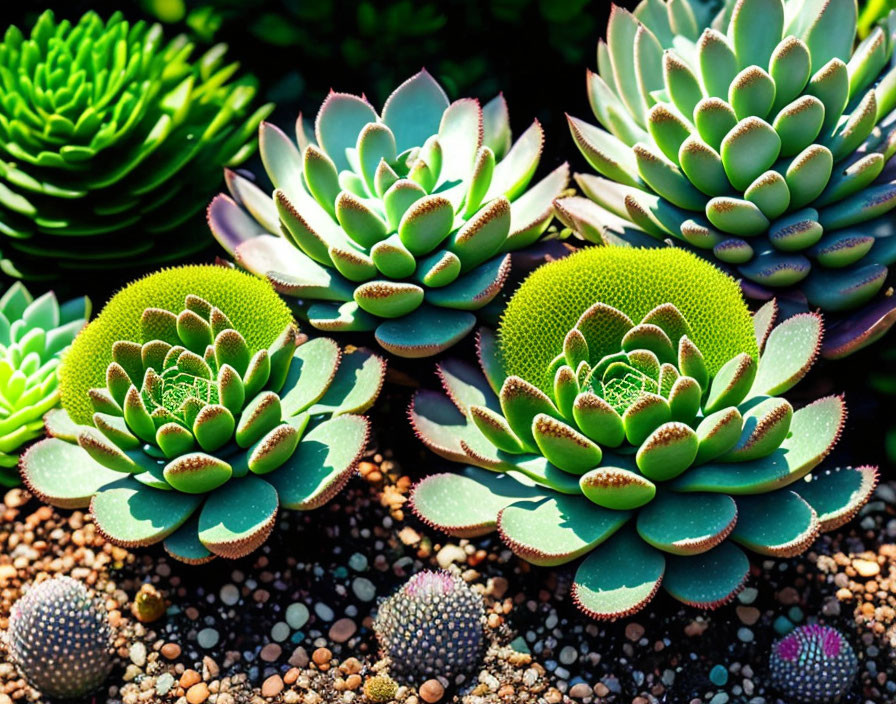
[285, 602, 309, 630]
[219, 584, 239, 606]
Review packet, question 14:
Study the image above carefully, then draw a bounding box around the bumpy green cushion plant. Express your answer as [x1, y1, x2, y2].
[21, 266, 385, 562]
[557, 0, 896, 358]
[410, 248, 876, 619]
[208, 70, 569, 357]
[0, 283, 90, 486]
[0, 10, 273, 280]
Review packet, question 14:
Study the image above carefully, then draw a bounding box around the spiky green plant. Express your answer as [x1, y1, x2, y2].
[409, 247, 876, 619]
[208, 70, 569, 358]
[20, 266, 384, 562]
[0, 10, 273, 280]
[557, 0, 896, 359]
[0, 283, 90, 487]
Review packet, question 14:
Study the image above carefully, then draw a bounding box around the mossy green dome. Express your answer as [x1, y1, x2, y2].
[60, 265, 294, 424]
[498, 247, 758, 392]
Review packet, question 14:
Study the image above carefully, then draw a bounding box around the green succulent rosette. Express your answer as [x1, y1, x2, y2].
[410, 261, 876, 619]
[0, 10, 273, 280]
[20, 293, 385, 562]
[557, 0, 896, 358]
[208, 70, 569, 357]
[0, 283, 90, 486]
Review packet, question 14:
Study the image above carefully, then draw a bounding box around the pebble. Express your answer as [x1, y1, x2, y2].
[286, 602, 310, 629]
[436, 544, 466, 568]
[180, 670, 201, 688]
[197, 628, 220, 649]
[352, 577, 376, 602]
[128, 641, 146, 667]
[220, 584, 240, 605]
[155, 673, 175, 696]
[329, 617, 357, 643]
[710, 664, 728, 686]
[559, 645, 578, 665]
[737, 627, 754, 643]
[625, 622, 645, 641]
[420, 679, 445, 703]
[261, 675, 284, 698]
[186, 683, 209, 704]
[348, 553, 368, 571]
[854, 559, 880, 577]
[260, 643, 282, 662]
[314, 602, 335, 622]
[569, 683, 591, 699]
[161, 643, 182, 660]
[271, 621, 290, 642]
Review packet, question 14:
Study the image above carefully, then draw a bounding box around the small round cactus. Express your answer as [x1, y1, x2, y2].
[131, 583, 166, 623]
[4, 576, 113, 699]
[374, 570, 485, 683]
[363, 674, 399, 702]
[770, 624, 858, 703]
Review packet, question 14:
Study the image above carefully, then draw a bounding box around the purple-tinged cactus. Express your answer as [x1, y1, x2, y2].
[770, 624, 857, 703]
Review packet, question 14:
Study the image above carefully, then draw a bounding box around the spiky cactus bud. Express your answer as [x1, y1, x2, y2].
[770, 624, 857, 703]
[363, 674, 399, 702]
[374, 570, 485, 683]
[4, 576, 113, 699]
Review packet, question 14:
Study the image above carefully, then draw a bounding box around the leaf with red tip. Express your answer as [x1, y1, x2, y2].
[485, 120, 544, 202]
[198, 475, 279, 558]
[314, 92, 377, 172]
[426, 254, 510, 310]
[91, 478, 202, 548]
[477, 327, 506, 396]
[438, 98, 483, 184]
[822, 295, 896, 359]
[382, 70, 450, 152]
[411, 467, 544, 538]
[731, 490, 819, 557]
[268, 414, 369, 510]
[163, 515, 215, 565]
[572, 527, 665, 620]
[259, 121, 305, 200]
[482, 94, 511, 158]
[208, 194, 267, 256]
[674, 395, 846, 493]
[225, 169, 280, 234]
[794, 465, 878, 531]
[752, 299, 777, 352]
[636, 491, 737, 556]
[498, 494, 629, 566]
[375, 306, 476, 358]
[307, 349, 385, 416]
[750, 313, 822, 397]
[504, 163, 569, 250]
[437, 357, 499, 415]
[662, 541, 749, 608]
[20, 438, 122, 509]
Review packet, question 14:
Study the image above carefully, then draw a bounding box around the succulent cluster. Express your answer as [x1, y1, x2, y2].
[21, 266, 384, 562]
[0, 10, 272, 280]
[209, 70, 568, 357]
[0, 282, 90, 487]
[363, 674, 399, 702]
[4, 576, 113, 699]
[410, 247, 877, 619]
[374, 570, 485, 682]
[770, 624, 858, 703]
[557, 0, 896, 358]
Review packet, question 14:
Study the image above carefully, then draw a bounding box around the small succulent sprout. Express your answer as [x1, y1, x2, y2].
[208, 70, 569, 357]
[410, 249, 876, 620]
[131, 583, 166, 623]
[374, 570, 485, 683]
[0, 11, 273, 280]
[559, 0, 896, 358]
[4, 576, 113, 699]
[770, 624, 858, 703]
[21, 267, 385, 562]
[363, 674, 399, 702]
[0, 283, 90, 487]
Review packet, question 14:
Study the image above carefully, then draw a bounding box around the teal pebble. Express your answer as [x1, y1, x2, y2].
[709, 664, 728, 686]
[773, 615, 794, 635]
[787, 606, 804, 623]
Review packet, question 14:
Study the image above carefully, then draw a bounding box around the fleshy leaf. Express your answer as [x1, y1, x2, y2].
[20, 438, 122, 509]
[636, 491, 737, 555]
[662, 541, 749, 608]
[198, 475, 279, 558]
[749, 313, 822, 397]
[793, 465, 878, 531]
[731, 490, 819, 557]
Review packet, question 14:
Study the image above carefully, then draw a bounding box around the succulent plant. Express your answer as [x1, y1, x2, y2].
[208, 70, 569, 357]
[0, 10, 273, 280]
[20, 265, 385, 562]
[131, 583, 166, 623]
[4, 576, 113, 699]
[770, 624, 858, 703]
[374, 570, 485, 682]
[410, 247, 877, 619]
[0, 282, 90, 487]
[557, 0, 896, 358]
